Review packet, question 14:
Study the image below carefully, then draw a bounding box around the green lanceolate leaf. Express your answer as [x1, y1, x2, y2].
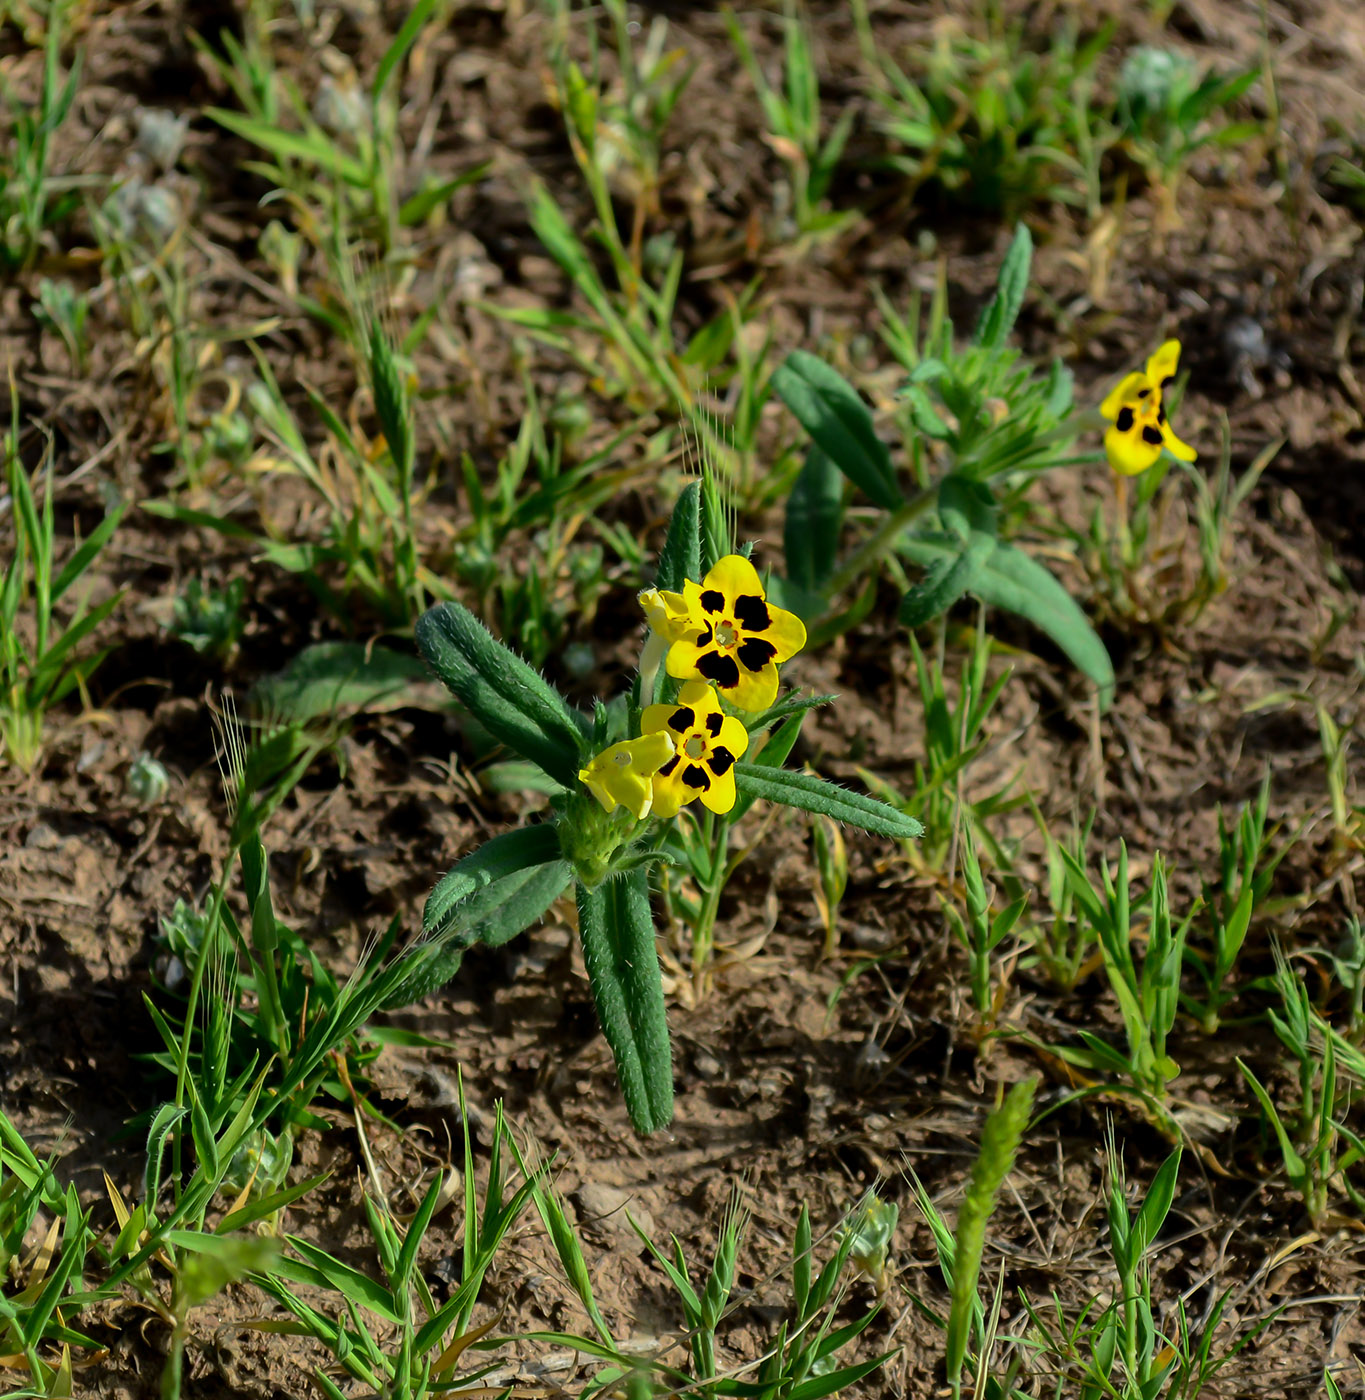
[733, 764, 924, 840]
[416, 601, 587, 786]
[382, 831, 571, 1008]
[899, 534, 1115, 707]
[899, 530, 996, 629]
[784, 444, 844, 595]
[972, 223, 1032, 351]
[945, 1078, 1037, 1398]
[423, 824, 565, 937]
[575, 870, 674, 1135]
[656, 481, 702, 594]
[937, 475, 998, 541]
[251, 641, 433, 723]
[772, 351, 902, 512]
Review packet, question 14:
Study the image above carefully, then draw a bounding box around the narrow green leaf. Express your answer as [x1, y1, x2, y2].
[416, 600, 586, 786]
[576, 871, 674, 1135]
[899, 531, 995, 628]
[656, 482, 702, 593]
[733, 764, 924, 840]
[972, 224, 1032, 350]
[371, 0, 438, 102]
[784, 444, 844, 594]
[772, 351, 902, 512]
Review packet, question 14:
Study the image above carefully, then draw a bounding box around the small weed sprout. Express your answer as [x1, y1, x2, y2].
[1, 401, 125, 771]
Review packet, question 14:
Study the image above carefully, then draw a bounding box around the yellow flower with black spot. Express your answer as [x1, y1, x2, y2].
[665, 555, 806, 712]
[578, 732, 676, 821]
[1099, 339, 1197, 477]
[641, 681, 750, 819]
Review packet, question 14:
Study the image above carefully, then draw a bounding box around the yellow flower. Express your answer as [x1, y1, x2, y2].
[1099, 339, 1197, 477]
[641, 681, 750, 819]
[665, 555, 806, 712]
[577, 732, 676, 821]
[638, 586, 695, 643]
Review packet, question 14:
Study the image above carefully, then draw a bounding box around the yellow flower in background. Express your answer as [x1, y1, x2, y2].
[1099, 339, 1197, 477]
[666, 555, 806, 712]
[641, 680, 750, 819]
[578, 732, 676, 821]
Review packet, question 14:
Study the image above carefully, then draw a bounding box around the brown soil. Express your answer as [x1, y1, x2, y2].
[3, 1, 1365, 1396]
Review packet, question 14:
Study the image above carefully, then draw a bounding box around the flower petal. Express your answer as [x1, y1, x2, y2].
[703, 554, 765, 608]
[1099, 372, 1150, 422]
[716, 714, 750, 761]
[650, 754, 686, 819]
[700, 767, 737, 815]
[1144, 339, 1182, 390]
[1159, 417, 1197, 462]
[722, 660, 780, 712]
[578, 733, 675, 820]
[755, 603, 806, 664]
[639, 587, 696, 643]
[1104, 423, 1161, 477]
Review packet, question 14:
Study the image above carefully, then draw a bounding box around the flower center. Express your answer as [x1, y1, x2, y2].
[714, 621, 738, 648]
[683, 735, 707, 760]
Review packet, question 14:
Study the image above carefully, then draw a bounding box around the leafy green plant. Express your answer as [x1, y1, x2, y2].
[1238, 950, 1365, 1225]
[1050, 844, 1190, 1117]
[1115, 47, 1261, 225]
[852, 5, 1109, 219]
[199, 0, 487, 250]
[0, 0, 85, 270]
[520, 1154, 899, 1400]
[1004, 803, 1101, 993]
[393, 475, 920, 1134]
[726, 2, 856, 238]
[1182, 773, 1294, 1033]
[254, 1092, 537, 1400]
[1019, 1139, 1262, 1398]
[32, 277, 91, 373]
[943, 820, 1027, 1027]
[856, 626, 1018, 872]
[1, 409, 125, 771]
[168, 576, 247, 661]
[773, 225, 1116, 702]
[0, 1111, 100, 1387]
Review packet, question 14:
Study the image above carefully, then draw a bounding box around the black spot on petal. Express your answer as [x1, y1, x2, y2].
[737, 637, 777, 673]
[682, 764, 711, 791]
[707, 746, 735, 776]
[697, 649, 741, 689]
[1137, 387, 1150, 398]
[695, 625, 713, 647]
[1115, 406, 1135, 433]
[733, 595, 770, 632]
[669, 707, 695, 733]
[700, 589, 725, 615]
[1160, 375, 1174, 390]
[658, 756, 679, 778]
[704, 712, 724, 736]
[1157, 405, 1167, 424]
[1141, 425, 1163, 445]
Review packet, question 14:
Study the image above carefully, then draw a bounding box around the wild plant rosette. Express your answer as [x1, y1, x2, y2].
[399, 480, 922, 1135]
